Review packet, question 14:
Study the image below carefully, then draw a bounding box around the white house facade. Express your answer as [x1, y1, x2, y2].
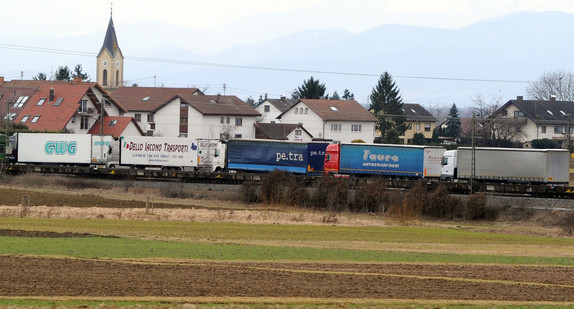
[278, 99, 377, 143]
[255, 97, 298, 123]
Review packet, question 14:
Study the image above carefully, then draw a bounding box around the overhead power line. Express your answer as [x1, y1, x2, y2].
[0, 43, 531, 84]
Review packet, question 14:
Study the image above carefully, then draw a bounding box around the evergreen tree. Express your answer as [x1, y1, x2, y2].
[384, 128, 401, 144]
[293, 76, 326, 99]
[55, 66, 71, 81]
[342, 89, 355, 100]
[411, 132, 427, 145]
[369, 72, 407, 142]
[445, 103, 462, 138]
[33, 72, 47, 80]
[245, 96, 256, 107]
[72, 64, 90, 81]
[330, 91, 340, 100]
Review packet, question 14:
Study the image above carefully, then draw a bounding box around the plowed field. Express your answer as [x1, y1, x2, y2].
[1, 255, 573, 302]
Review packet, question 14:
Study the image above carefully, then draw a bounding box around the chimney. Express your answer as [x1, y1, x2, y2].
[550, 95, 557, 102]
[280, 95, 286, 101]
[0, 76, 4, 85]
[216, 94, 221, 103]
[49, 87, 54, 102]
[73, 77, 82, 83]
[516, 96, 523, 101]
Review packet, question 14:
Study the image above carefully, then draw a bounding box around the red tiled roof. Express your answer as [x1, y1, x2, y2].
[14, 84, 95, 131]
[110, 86, 202, 112]
[88, 116, 143, 138]
[178, 94, 261, 116]
[0, 87, 37, 120]
[294, 99, 378, 122]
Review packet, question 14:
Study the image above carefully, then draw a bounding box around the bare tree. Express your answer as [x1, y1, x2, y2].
[527, 70, 574, 101]
[471, 94, 524, 147]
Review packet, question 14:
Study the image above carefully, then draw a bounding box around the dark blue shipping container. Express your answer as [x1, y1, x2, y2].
[227, 140, 327, 174]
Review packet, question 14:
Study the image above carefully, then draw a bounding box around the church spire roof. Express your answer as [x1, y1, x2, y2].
[99, 15, 121, 57]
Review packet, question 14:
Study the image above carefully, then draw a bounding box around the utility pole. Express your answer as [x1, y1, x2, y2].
[470, 113, 476, 194]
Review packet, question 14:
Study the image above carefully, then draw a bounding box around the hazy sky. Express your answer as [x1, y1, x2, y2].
[4, 0, 574, 38]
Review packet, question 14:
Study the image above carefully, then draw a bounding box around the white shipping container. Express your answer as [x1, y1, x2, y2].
[16, 133, 92, 164]
[119, 136, 198, 169]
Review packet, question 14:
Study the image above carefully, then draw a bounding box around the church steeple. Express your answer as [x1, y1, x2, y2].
[97, 11, 124, 89]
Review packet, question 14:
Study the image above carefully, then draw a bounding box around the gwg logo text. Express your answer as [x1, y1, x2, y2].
[45, 141, 77, 155]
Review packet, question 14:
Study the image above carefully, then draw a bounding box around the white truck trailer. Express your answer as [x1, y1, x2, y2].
[118, 136, 198, 170]
[14, 133, 112, 165]
[440, 147, 570, 184]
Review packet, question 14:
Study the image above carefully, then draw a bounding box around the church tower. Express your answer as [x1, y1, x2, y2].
[97, 12, 124, 89]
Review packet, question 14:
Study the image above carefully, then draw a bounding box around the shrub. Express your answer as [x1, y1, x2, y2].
[465, 192, 498, 221]
[559, 213, 574, 235]
[240, 180, 259, 204]
[310, 177, 350, 211]
[260, 170, 294, 204]
[352, 178, 387, 213]
[159, 185, 194, 199]
[388, 182, 426, 221]
[424, 185, 462, 219]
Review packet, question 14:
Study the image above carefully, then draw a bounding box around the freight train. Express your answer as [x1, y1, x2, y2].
[4, 133, 572, 189]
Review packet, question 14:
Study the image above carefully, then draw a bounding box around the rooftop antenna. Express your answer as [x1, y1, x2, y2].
[110, 1, 113, 16]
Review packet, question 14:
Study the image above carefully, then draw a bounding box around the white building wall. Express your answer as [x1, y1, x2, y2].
[148, 99, 181, 137]
[279, 102, 376, 143]
[63, 94, 99, 133]
[255, 102, 282, 123]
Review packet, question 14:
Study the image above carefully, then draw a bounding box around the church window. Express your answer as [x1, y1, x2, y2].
[103, 70, 108, 86]
[116, 70, 119, 87]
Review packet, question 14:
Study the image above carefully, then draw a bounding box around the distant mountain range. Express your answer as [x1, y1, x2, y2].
[2, 10, 574, 109]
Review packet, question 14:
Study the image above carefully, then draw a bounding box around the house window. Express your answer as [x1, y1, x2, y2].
[501, 110, 508, 117]
[108, 120, 118, 126]
[134, 114, 141, 122]
[150, 123, 155, 130]
[295, 108, 299, 114]
[147, 113, 154, 122]
[5, 113, 16, 120]
[147, 130, 154, 136]
[541, 126, 546, 133]
[406, 123, 412, 130]
[424, 123, 431, 132]
[234, 134, 242, 138]
[14, 96, 29, 108]
[554, 126, 564, 134]
[226, 117, 230, 124]
[264, 105, 270, 112]
[30, 115, 40, 123]
[416, 123, 421, 131]
[36, 98, 46, 106]
[305, 108, 309, 114]
[295, 129, 302, 136]
[80, 116, 89, 130]
[235, 118, 243, 126]
[180, 116, 188, 124]
[79, 100, 87, 113]
[351, 124, 362, 132]
[20, 115, 30, 123]
[514, 110, 525, 118]
[54, 98, 63, 106]
[331, 124, 342, 132]
[220, 116, 224, 124]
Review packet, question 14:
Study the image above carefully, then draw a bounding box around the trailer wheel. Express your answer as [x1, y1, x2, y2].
[444, 177, 452, 182]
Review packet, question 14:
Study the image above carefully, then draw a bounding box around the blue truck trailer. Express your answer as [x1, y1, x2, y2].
[226, 139, 328, 174]
[324, 143, 445, 178]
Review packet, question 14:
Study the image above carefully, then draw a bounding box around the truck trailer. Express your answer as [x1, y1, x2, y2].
[119, 136, 198, 170]
[324, 143, 445, 178]
[226, 139, 328, 174]
[440, 147, 570, 184]
[12, 133, 112, 165]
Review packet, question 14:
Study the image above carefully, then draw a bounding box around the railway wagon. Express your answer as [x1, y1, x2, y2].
[440, 147, 570, 184]
[226, 139, 328, 174]
[324, 143, 445, 178]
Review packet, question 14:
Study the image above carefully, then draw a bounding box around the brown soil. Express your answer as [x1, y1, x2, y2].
[1, 255, 573, 302]
[0, 229, 118, 238]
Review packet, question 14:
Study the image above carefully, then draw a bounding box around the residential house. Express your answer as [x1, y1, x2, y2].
[255, 97, 298, 123]
[400, 103, 437, 144]
[111, 87, 261, 139]
[437, 117, 488, 143]
[490, 96, 574, 148]
[88, 116, 144, 138]
[0, 78, 126, 122]
[278, 99, 377, 143]
[14, 84, 108, 133]
[254, 123, 313, 142]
